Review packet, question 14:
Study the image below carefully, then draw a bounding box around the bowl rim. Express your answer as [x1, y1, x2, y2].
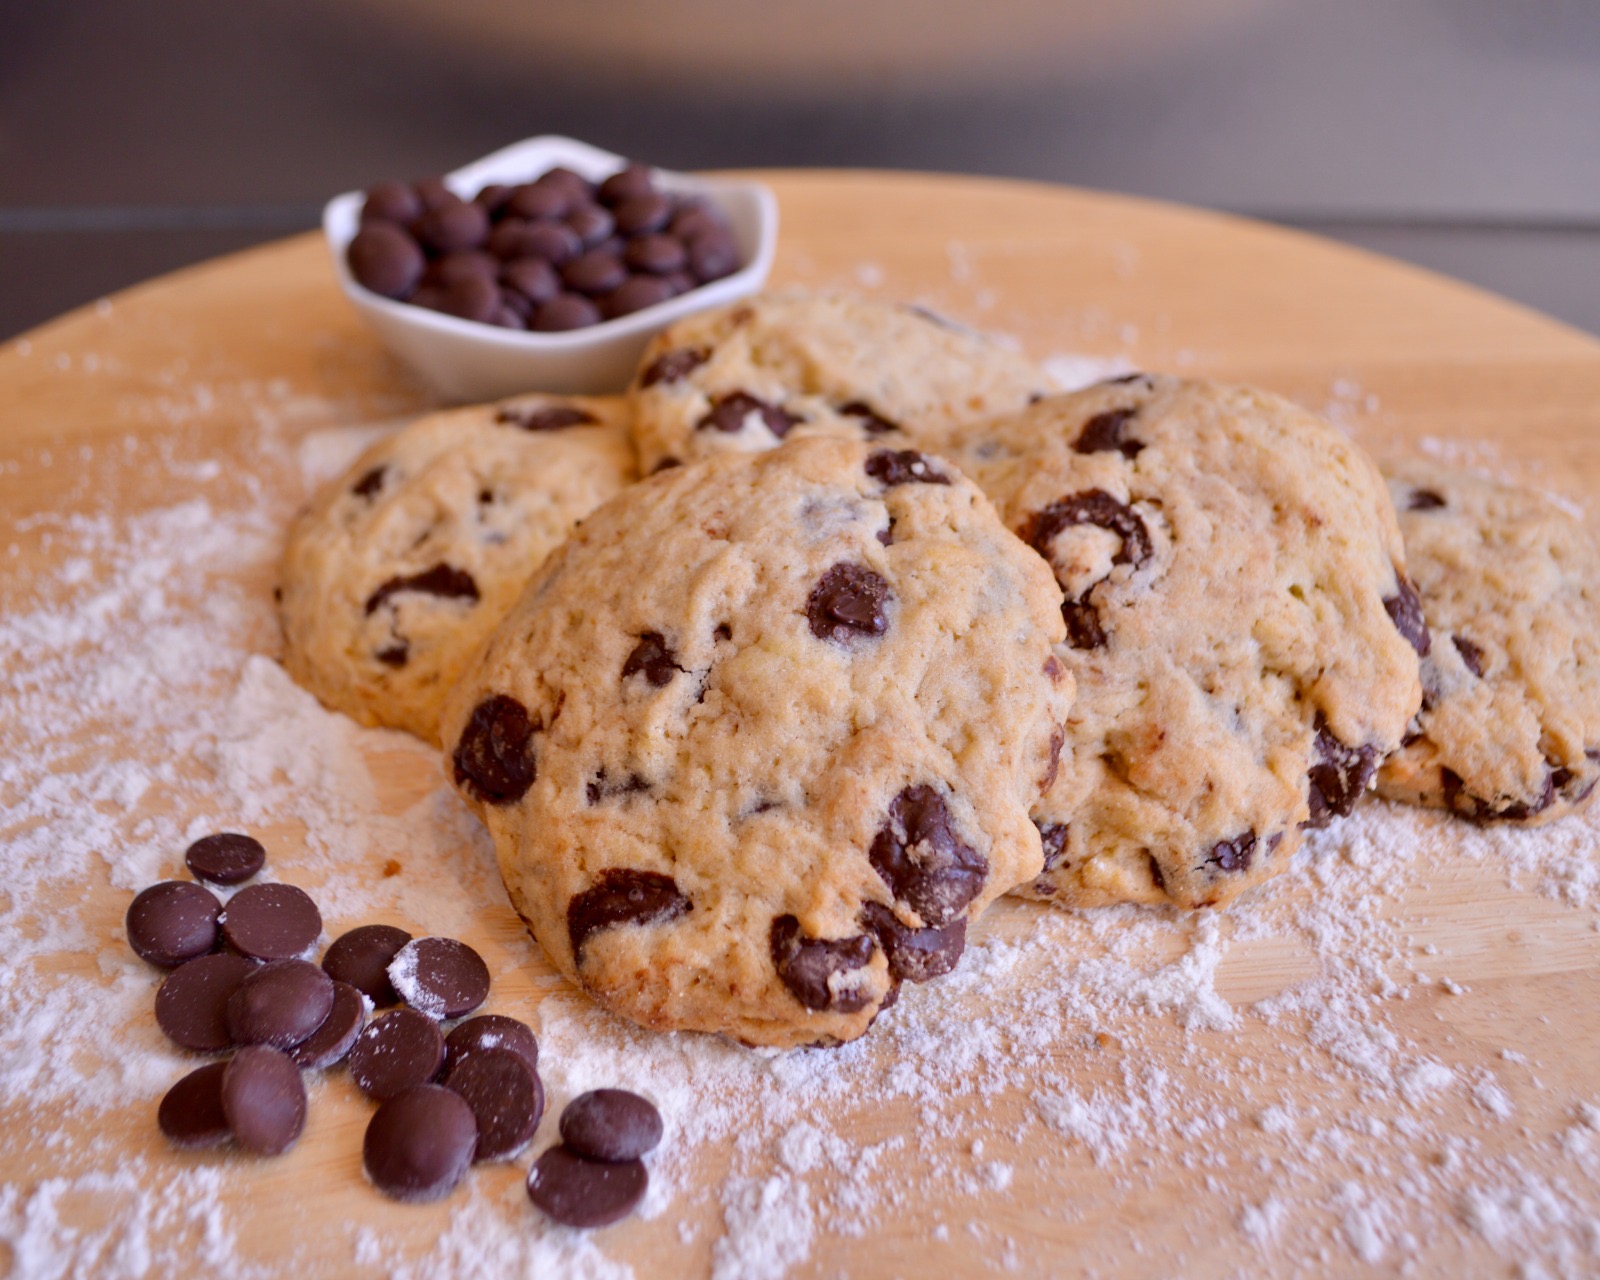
[321, 134, 778, 351]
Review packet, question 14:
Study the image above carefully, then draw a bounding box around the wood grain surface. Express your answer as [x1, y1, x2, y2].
[3, 172, 1600, 1278]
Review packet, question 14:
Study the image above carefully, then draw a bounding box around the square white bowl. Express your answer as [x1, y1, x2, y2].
[322, 135, 777, 401]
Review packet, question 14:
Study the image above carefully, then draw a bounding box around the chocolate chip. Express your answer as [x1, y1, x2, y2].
[568, 869, 692, 961]
[697, 391, 800, 438]
[1036, 821, 1069, 872]
[807, 563, 891, 642]
[603, 275, 676, 318]
[184, 832, 265, 886]
[413, 177, 456, 211]
[622, 632, 680, 686]
[127, 881, 221, 969]
[560, 1089, 662, 1162]
[424, 249, 498, 288]
[528, 1145, 648, 1228]
[599, 164, 656, 206]
[1384, 574, 1432, 657]
[347, 223, 426, 300]
[220, 1046, 306, 1157]
[532, 293, 603, 331]
[613, 193, 673, 237]
[362, 181, 424, 226]
[1408, 488, 1447, 511]
[686, 229, 739, 283]
[415, 199, 490, 255]
[839, 401, 899, 435]
[585, 769, 650, 805]
[714, 623, 733, 642]
[860, 901, 967, 983]
[219, 883, 322, 961]
[876, 524, 893, 546]
[624, 233, 687, 275]
[1061, 602, 1107, 649]
[563, 250, 628, 297]
[769, 915, 876, 1012]
[388, 937, 490, 1020]
[420, 274, 501, 324]
[445, 1048, 545, 1162]
[1042, 725, 1065, 793]
[322, 923, 413, 1006]
[868, 786, 987, 926]
[364, 1084, 478, 1202]
[500, 256, 560, 305]
[1022, 490, 1152, 650]
[1304, 716, 1380, 828]
[365, 567, 481, 620]
[226, 959, 336, 1050]
[1074, 407, 1144, 459]
[506, 181, 573, 222]
[158, 1062, 231, 1149]
[351, 466, 388, 499]
[1102, 372, 1153, 386]
[1205, 830, 1281, 873]
[155, 953, 258, 1052]
[865, 450, 948, 486]
[474, 182, 513, 215]
[444, 1014, 539, 1078]
[652, 456, 682, 474]
[567, 203, 616, 248]
[1441, 766, 1557, 824]
[452, 693, 538, 805]
[1453, 634, 1486, 677]
[639, 347, 708, 388]
[349, 1008, 447, 1100]
[496, 403, 599, 432]
[289, 981, 366, 1070]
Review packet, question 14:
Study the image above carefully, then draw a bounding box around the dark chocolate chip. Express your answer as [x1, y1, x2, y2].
[686, 229, 739, 283]
[364, 1084, 478, 1202]
[415, 199, 490, 255]
[806, 563, 891, 642]
[651, 456, 682, 474]
[563, 250, 628, 297]
[155, 953, 259, 1052]
[444, 1014, 539, 1078]
[868, 785, 987, 927]
[585, 769, 651, 805]
[839, 401, 900, 436]
[614, 193, 673, 237]
[364, 565, 480, 616]
[1441, 766, 1557, 824]
[568, 869, 692, 961]
[496, 403, 599, 432]
[351, 466, 388, 499]
[323, 923, 413, 1006]
[1036, 820, 1070, 872]
[445, 1049, 545, 1162]
[567, 203, 616, 248]
[1205, 830, 1281, 874]
[668, 202, 723, 241]
[1061, 601, 1107, 649]
[603, 274, 676, 319]
[452, 693, 538, 805]
[1022, 490, 1153, 650]
[1101, 372, 1153, 386]
[506, 181, 573, 222]
[219, 883, 322, 962]
[1042, 725, 1065, 793]
[500, 256, 560, 306]
[348, 1008, 447, 1101]
[347, 223, 426, 300]
[1408, 488, 1447, 511]
[622, 632, 680, 687]
[412, 178, 456, 211]
[639, 347, 708, 388]
[769, 915, 876, 1013]
[127, 881, 222, 969]
[388, 937, 490, 1021]
[1453, 634, 1486, 677]
[289, 981, 366, 1070]
[226, 959, 336, 1050]
[697, 391, 800, 438]
[423, 249, 498, 288]
[473, 182, 513, 215]
[1304, 716, 1380, 828]
[528, 1145, 648, 1229]
[362, 181, 424, 226]
[876, 523, 893, 546]
[624, 233, 688, 275]
[220, 1046, 306, 1157]
[599, 164, 656, 206]
[1074, 407, 1144, 459]
[532, 293, 603, 331]
[158, 1061, 232, 1149]
[865, 450, 949, 486]
[184, 832, 265, 886]
[860, 901, 967, 983]
[1384, 574, 1432, 657]
[560, 1089, 662, 1162]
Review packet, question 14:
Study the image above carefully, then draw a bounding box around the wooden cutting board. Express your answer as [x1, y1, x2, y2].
[4, 172, 1600, 1278]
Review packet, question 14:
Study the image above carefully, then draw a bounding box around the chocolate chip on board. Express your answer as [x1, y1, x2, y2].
[218, 883, 322, 962]
[527, 1145, 648, 1228]
[289, 981, 367, 1071]
[444, 1048, 545, 1162]
[127, 881, 222, 969]
[348, 1007, 447, 1101]
[321, 923, 413, 1007]
[364, 1084, 478, 1202]
[387, 937, 491, 1021]
[226, 959, 336, 1050]
[220, 1046, 306, 1157]
[158, 1061, 233, 1149]
[155, 952, 259, 1052]
[183, 832, 266, 886]
[567, 869, 692, 961]
[443, 1014, 540, 1078]
[806, 564, 891, 642]
[559, 1089, 663, 1163]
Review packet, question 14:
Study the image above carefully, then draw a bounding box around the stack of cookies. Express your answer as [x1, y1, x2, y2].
[279, 291, 1600, 1049]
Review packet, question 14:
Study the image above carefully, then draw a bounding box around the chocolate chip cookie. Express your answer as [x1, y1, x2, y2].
[279, 395, 635, 745]
[1377, 459, 1600, 823]
[627, 290, 1047, 475]
[947, 375, 1425, 910]
[439, 436, 1070, 1048]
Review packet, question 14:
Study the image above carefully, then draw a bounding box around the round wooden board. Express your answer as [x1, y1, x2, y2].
[4, 172, 1600, 1278]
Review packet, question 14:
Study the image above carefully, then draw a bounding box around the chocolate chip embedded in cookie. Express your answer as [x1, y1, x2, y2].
[440, 435, 1070, 1048]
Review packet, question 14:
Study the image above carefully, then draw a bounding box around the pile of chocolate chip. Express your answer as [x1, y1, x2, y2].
[346, 163, 740, 332]
[133, 832, 660, 1223]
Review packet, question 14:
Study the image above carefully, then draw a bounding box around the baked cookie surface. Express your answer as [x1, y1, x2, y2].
[626, 290, 1047, 475]
[440, 436, 1070, 1048]
[1377, 459, 1600, 823]
[279, 394, 635, 745]
[948, 375, 1425, 910]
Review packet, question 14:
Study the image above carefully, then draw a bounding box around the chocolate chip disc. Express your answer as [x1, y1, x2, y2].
[127, 881, 222, 969]
[226, 959, 336, 1049]
[184, 832, 266, 886]
[220, 1046, 306, 1156]
[443, 1014, 540, 1077]
[559, 1089, 662, 1162]
[443, 1048, 545, 1162]
[289, 980, 367, 1070]
[219, 883, 322, 961]
[364, 1085, 478, 1202]
[527, 1146, 648, 1228]
[155, 952, 259, 1052]
[157, 1062, 231, 1149]
[348, 1007, 446, 1100]
[388, 937, 490, 1020]
[321, 923, 412, 1007]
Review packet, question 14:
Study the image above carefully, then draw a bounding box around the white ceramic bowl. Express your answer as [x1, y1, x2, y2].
[322, 135, 777, 400]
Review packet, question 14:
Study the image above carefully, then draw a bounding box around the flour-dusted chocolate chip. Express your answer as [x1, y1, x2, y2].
[363, 564, 480, 615]
[289, 981, 366, 1070]
[1022, 490, 1153, 650]
[868, 786, 987, 927]
[622, 632, 680, 687]
[639, 347, 708, 388]
[220, 1046, 306, 1157]
[219, 883, 322, 961]
[347, 223, 426, 300]
[388, 937, 490, 1021]
[364, 1084, 478, 1202]
[183, 832, 265, 887]
[837, 400, 899, 435]
[1384, 574, 1432, 657]
[560, 1089, 662, 1162]
[226, 959, 336, 1050]
[1304, 716, 1380, 828]
[568, 869, 692, 961]
[495, 403, 599, 432]
[528, 1145, 648, 1229]
[1453, 634, 1486, 677]
[452, 693, 538, 805]
[1074, 407, 1144, 459]
[1036, 820, 1070, 872]
[1408, 488, 1447, 511]
[859, 901, 967, 983]
[444, 1014, 539, 1078]
[865, 450, 949, 487]
[322, 923, 412, 1006]
[349, 1008, 447, 1100]
[697, 391, 800, 438]
[158, 1061, 232, 1149]
[807, 563, 891, 642]
[769, 915, 876, 1013]
[351, 465, 388, 499]
[155, 953, 258, 1052]
[444, 1048, 545, 1162]
[127, 881, 222, 969]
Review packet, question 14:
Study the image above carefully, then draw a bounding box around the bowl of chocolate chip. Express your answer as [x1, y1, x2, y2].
[324, 135, 777, 399]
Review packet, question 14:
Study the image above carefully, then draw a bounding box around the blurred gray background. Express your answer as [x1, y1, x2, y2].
[3, 0, 1598, 338]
